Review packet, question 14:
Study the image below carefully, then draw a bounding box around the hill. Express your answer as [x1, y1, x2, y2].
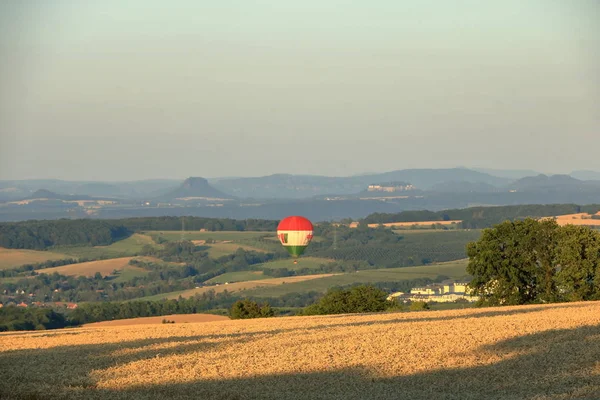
[0, 179, 180, 200]
[210, 168, 511, 199]
[25, 189, 95, 201]
[157, 177, 234, 202]
[509, 174, 600, 192]
[1, 301, 599, 399]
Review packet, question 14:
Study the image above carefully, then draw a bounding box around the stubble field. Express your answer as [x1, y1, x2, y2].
[0, 247, 69, 269]
[83, 314, 229, 327]
[1, 301, 599, 399]
[39, 257, 149, 277]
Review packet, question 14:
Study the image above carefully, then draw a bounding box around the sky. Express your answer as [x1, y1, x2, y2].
[0, 0, 598, 181]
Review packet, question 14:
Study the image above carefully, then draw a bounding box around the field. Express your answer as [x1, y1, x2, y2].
[83, 314, 229, 327]
[2, 301, 599, 399]
[243, 261, 468, 297]
[55, 234, 158, 259]
[204, 243, 266, 258]
[368, 220, 462, 228]
[39, 257, 147, 277]
[552, 213, 600, 227]
[111, 266, 150, 283]
[256, 257, 334, 271]
[146, 231, 269, 242]
[160, 274, 338, 300]
[205, 271, 267, 284]
[0, 248, 70, 269]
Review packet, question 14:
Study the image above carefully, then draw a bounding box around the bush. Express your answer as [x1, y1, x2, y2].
[409, 301, 430, 311]
[229, 300, 275, 319]
[302, 285, 392, 316]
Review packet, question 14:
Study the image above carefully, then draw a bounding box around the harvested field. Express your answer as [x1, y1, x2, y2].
[84, 314, 228, 327]
[0, 248, 70, 270]
[367, 220, 462, 228]
[165, 274, 338, 299]
[541, 213, 600, 227]
[1, 301, 600, 399]
[39, 257, 150, 277]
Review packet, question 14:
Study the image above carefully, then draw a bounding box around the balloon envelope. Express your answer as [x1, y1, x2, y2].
[277, 216, 314, 258]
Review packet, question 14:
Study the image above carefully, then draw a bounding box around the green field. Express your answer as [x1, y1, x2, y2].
[54, 234, 158, 259]
[243, 260, 469, 297]
[392, 229, 481, 235]
[256, 257, 334, 271]
[132, 290, 188, 302]
[205, 243, 266, 258]
[205, 271, 267, 284]
[111, 266, 150, 283]
[146, 231, 270, 242]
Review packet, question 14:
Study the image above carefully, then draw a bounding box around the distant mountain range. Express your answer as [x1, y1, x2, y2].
[209, 168, 512, 199]
[1, 167, 600, 204]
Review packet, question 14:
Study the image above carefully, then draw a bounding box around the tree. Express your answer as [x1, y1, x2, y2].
[466, 219, 560, 305]
[302, 285, 390, 315]
[229, 300, 274, 319]
[554, 225, 600, 301]
[466, 218, 600, 306]
[409, 301, 430, 311]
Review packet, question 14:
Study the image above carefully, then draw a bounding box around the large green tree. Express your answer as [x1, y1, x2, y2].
[466, 218, 559, 305]
[467, 218, 600, 305]
[554, 225, 600, 302]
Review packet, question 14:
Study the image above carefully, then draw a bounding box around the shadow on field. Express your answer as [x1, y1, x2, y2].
[1, 302, 599, 400]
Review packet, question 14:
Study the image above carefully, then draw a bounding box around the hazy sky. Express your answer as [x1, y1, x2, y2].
[1, 1, 598, 181]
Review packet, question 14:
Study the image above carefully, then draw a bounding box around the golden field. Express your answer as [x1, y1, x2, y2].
[2, 301, 600, 399]
[39, 257, 140, 277]
[0, 247, 69, 270]
[367, 220, 462, 228]
[552, 213, 600, 227]
[84, 314, 229, 327]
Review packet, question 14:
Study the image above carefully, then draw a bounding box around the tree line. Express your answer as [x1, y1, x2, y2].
[0, 219, 130, 249]
[362, 204, 600, 229]
[0, 217, 278, 250]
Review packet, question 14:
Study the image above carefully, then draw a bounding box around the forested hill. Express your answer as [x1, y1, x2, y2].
[0, 220, 130, 250]
[0, 217, 277, 250]
[362, 204, 600, 229]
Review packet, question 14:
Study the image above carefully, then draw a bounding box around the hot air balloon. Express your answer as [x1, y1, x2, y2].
[277, 216, 313, 263]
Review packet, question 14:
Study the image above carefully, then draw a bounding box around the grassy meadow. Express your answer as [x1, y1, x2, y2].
[54, 234, 158, 259]
[255, 256, 334, 271]
[141, 274, 338, 301]
[205, 271, 267, 284]
[146, 231, 269, 242]
[2, 301, 599, 399]
[204, 243, 266, 258]
[243, 260, 469, 297]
